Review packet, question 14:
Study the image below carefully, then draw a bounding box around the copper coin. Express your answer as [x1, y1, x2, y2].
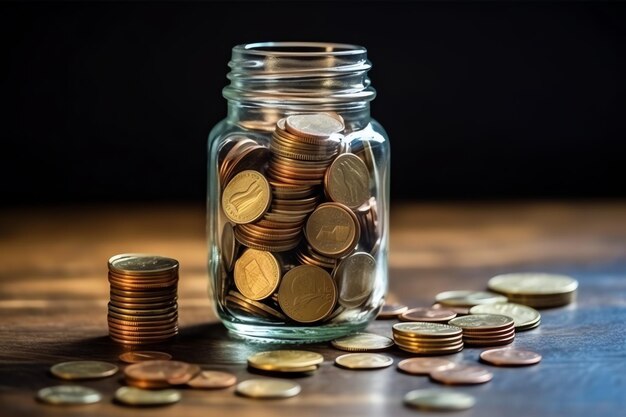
[463, 337, 515, 347]
[398, 358, 457, 375]
[432, 303, 470, 315]
[479, 348, 542, 366]
[119, 351, 173, 364]
[430, 366, 493, 385]
[400, 307, 457, 323]
[124, 360, 200, 385]
[186, 371, 238, 389]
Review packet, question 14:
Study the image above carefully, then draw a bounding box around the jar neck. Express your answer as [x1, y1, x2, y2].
[223, 42, 376, 132]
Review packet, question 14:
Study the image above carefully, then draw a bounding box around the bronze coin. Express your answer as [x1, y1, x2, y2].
[397, 358, 457, 375]
[430, 365, 493, 385]
[377, 303, 408, 319]
[400, 307, 457, 323]
[124, 360, 200, 385]
[186, 371, 237, 389]
[119, 351, 173, 364]
[479, 348, 542, 366]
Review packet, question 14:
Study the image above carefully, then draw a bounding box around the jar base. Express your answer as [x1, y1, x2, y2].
[222, 320, 369, 344]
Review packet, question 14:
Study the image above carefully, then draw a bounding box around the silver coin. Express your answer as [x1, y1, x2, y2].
[114, 386, 181, 406]
[37, 385, 102, 405]
[236, 379, 301, 399]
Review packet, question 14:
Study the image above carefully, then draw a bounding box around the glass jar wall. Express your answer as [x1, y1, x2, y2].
[207, 42, 389, 342]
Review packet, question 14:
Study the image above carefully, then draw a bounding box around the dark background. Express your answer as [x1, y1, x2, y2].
[2, 1, 625, 205]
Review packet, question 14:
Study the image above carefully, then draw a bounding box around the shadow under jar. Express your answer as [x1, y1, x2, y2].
[207, 42, 390, 342]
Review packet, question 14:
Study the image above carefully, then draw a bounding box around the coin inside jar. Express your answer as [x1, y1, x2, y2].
[333, 252, 376, 308]
[305, 202, 360, 258]
[233, 249, 281, 301]
[222, 170, 272, 224]
[277, 265, 337, 323]
[325, 153, 371, 209]
[285, 113, 344, 139]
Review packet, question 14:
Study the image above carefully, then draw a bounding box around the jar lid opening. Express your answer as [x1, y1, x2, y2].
[236, 42, 366, 57]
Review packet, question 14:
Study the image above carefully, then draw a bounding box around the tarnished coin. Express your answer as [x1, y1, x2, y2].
[236, 379, 301, 399]
[248, 350, 323, 372]
[285, 113, 344, 139]
[398, 358, 457, 375]
[377, 303, 408, 319]
[124, 360, 200, 386]
[393, 322, 463, 338]
[404, 389, 475, 411]
[400, 307, 457, 323]
[488, 273, 579, 295]
[430, 365, 493, 385]
[334, 353, 393, 369]
[118, 351, 172, 364]
[186, 371, 238, 389]
[480, 348, 542, 366]
[435, 290, 507, 307]
[448, 314, 514, 331]
[305, 202, 360, 258]
[108, 254, 179, 276]
[114, 386, 181, 406]
[278, 265, 337, 323]
[36, 385, 102, 405]
[325, 153, 370, 209]
[222, 170, 271, 224]
[50, 361, 118, 380]
[234, 249, 281, 301]
[333, 252, 376, 308]
[331, 333, 394, 352]
[469, 303, 541, 330]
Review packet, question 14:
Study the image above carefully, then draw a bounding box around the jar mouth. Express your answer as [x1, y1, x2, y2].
[234, 42, 367, 57]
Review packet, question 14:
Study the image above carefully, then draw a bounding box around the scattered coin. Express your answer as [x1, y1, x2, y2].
[487, 273, 578, 308]
[334, 353, 393, 369]
[236, 379, 301, 399]
[430, 365, 493, 385]
[248, 350, 323, 373]
[331, 332, 394, 352]
[399, 307, 457, 323]
[404, 389, 475, 411]
[432, 303, 470, 315]
[469, 302, 541, 331]
[124, 360, 200, 388]
[114, 386, 181, 406]
[435, 290, 507, 307]
[118, 351, 173, 364]
[480, 348, 542, 366]
[37, 385, 102, 405]
[377, 303, 408, 319]
[397, 358, 457, 375]
[50, 361, 118, 380]
[186, 371, 238, 389]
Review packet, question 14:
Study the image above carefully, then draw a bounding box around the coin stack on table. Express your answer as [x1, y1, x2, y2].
[448, 314, 515, 347]
[107, 254, 179, 345]
[218, 113, 380, 324]
[392, 322, 464, 355]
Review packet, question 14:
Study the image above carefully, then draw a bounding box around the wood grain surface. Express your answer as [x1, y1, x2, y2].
[1, 202, 625, 416]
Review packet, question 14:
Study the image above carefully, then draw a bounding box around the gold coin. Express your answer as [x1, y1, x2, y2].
[236, 379, 301, 399]
[222, 170, 271, 224]
[404, 389, 475, 411]
[114, 387, 181, 406]
[333, 252, 376, 308]
[248, 350, 323, 372]
[448, 314, 514, 331]
[221, 222, 237, 271]
[331, 332, 394, 352]
[277, 265, 337, 323]
[50, 361, 118, 380]
[37, 385, 102, 405]
[108, 254, 179, 276]
[118, 351, 172, 363]
[487, 273, 578, 296]
[334, 353, 393, 369]
[305, 202, 359, 258]
[393, 322, 463, 338]
[435, 290, 507, 307]
[325, 153, 371, 209]
[469, 303, 540, 330]
[233, 249, 281, 301]
[186, 371, 237, 389]
[285, 113, 344, 139]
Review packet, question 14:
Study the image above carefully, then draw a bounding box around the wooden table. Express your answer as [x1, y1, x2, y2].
[1, 202, 625, 416]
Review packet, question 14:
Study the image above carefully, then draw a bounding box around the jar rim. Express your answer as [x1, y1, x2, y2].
[234, 42, 367, 57]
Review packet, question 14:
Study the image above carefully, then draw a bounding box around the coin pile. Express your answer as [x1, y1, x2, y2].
[487, 273, 578, 308]
[218, 113, 381, 324]
[107, 254, 179, 345]
[448, 314, 515, 347]
[469, 302, 541, 331]
[392, 322, 464, 355]
[247, 350, 323, 374]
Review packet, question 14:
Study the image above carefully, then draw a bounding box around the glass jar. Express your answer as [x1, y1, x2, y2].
[207, 42, 389, 342]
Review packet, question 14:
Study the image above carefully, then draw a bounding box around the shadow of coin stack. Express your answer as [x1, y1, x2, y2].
[107, 254, 179, 345]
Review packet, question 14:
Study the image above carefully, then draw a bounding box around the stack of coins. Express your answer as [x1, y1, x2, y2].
[469, 302, 541, 331]
[448, 314, 515, 347]
[247, 350, 324, 374]
[218, 113, 380, 325]
[107, 254, 179, 345]
[487, 273, 578, 308]
[392, 322, 464, 355]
